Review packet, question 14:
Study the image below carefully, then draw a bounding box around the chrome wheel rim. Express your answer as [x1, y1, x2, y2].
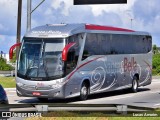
[81, 86, 87, 96]
[133, 80, 137, 90]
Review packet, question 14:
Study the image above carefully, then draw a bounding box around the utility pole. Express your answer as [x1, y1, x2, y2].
[130, 18, 134, 29]
[27, 0, 45, 32]
[27, 0, 32, 31]
[16, 0, 22, 59]
[125, 10, 134, 30]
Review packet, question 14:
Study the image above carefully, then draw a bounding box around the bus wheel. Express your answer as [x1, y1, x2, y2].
[131, 77, 138, 93]
[37, 98, 48, 102]
[80, 83, 89, 101]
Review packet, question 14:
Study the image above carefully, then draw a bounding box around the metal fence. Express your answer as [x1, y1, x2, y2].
[0, 71, 15, 77]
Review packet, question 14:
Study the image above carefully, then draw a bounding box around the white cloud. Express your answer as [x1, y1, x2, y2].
[0, 0, 17, 35]
[51, 0, 73, 16]
[0, 35, 16, 53]
[1, 0, 160, 53]
[90, 0, 137, 16]
[0, 24, 4, 31]
[143, 15, 160, 35]
[0, 23, 10, 32]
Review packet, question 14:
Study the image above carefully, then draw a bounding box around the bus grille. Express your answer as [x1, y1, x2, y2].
[22, 85, 52, 90]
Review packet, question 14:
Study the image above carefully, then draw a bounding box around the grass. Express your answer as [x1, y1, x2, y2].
[0, 76, 16, 88]
[26, 111, 160, 120]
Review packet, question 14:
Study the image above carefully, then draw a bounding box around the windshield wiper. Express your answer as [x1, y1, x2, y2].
[25, 54, 38, 78]
[38, 40, 49, 79]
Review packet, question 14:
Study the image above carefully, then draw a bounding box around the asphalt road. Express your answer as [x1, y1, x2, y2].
[5, 78, 160, 108]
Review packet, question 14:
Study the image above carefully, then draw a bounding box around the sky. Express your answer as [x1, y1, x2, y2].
[0, 0, 160, 53]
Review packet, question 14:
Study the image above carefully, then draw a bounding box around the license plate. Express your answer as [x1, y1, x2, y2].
[32, 92, 41, 96]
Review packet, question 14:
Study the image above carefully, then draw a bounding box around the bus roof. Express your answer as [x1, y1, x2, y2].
[24, 23, 150, 38]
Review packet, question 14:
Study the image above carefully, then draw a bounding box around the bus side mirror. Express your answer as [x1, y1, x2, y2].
[9, 43, 21, 59]
[62, 42, 76, 61]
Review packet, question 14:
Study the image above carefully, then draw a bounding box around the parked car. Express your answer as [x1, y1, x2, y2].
[0, 84, 8, 104]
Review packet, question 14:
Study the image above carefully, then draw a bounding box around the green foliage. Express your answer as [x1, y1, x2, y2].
[10, 50, 16, 63]
[153, 44, 157, 51]
[152, 53, 160, 75]
[0, 58, 14, 71]
[153, 44, 158, 54]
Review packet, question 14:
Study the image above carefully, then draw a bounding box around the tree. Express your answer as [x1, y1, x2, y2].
[153, 44, 158, 54]
[10, 50, 16, 63]
[0, 58, 14, 71]
[0, 51, 3, 58]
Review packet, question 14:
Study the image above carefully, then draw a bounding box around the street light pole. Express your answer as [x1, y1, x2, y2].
[27, 0, 32, 31]
[27, 0, 45, 32]
[131, 18, 133, 29]
[16, 0, 22, 59]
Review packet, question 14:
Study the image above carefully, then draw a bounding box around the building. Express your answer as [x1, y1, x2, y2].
[0, 53, 10, 62]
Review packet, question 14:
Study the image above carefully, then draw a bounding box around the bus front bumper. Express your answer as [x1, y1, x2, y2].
[16, 85, 65, 99]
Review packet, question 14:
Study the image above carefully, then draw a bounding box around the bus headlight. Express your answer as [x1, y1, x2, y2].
[17, 82, 24, 87]
[51, 79, 64, 89]
[52, 84, 62, 89]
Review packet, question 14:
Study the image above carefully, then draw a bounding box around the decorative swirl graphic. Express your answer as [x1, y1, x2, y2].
[100, 72, 117, 91]
[90, 67, 106, 92]
[139, 67, 150, 85]
[130, 64, 141, 79]
[139, 60, 151, 85]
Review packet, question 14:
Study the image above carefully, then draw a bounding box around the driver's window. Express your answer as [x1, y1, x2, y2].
[65, 34, 82, 75]
[66, 48, 77, 75]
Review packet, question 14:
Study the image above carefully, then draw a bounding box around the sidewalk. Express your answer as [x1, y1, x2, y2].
[152, 76, 160, 79]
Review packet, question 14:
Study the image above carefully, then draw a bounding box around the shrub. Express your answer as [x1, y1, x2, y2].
[0, 58, 14, 71]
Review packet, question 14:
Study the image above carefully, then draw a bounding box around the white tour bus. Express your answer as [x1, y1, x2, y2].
[10, 24, 152, 101]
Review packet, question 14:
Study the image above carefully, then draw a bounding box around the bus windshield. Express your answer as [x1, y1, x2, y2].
[17, 38, 65, 80]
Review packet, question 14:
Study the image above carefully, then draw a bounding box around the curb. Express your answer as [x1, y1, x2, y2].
[4, 88, 16, 91]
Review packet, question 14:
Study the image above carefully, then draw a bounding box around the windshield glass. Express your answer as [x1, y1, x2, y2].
[17, 37, 65, 80]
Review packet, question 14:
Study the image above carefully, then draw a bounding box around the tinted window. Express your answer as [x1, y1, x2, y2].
[82, 33, 152, 60]
[65, 34, 83, 75]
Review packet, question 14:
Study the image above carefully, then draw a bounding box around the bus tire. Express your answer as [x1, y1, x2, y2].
[80, 82, 89, 101]
[131, 76, 138, 93]
[37, 98, 48, 102]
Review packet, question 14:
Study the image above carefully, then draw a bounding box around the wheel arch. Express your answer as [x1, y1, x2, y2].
[80, 77, 90, 93]
[134, 73, 139, 80]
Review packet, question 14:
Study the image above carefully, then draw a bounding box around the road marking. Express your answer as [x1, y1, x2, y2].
[8, 90, 16, 92]
[8, 95, 16, 97]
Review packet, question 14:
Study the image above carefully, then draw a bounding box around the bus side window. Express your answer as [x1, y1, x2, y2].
[65, 36, 80, 75]
[66, 49, 76, 75]
[82, 50, 90, 60]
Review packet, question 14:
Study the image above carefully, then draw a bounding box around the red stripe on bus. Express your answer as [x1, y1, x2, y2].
[85, 24, 135, 32]
[67, 56, 104, 79]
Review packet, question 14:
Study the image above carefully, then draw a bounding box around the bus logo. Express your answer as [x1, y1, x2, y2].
[124, 57, 137, 72]
[37, 82, 44, 87]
